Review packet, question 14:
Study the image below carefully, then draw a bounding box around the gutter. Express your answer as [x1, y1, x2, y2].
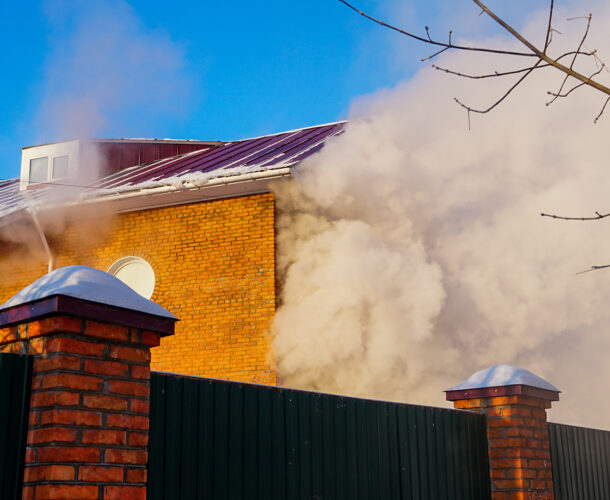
[72, 167, 293, 207]
[11, 167, 292, 229]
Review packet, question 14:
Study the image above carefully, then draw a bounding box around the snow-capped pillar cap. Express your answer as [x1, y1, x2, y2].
[444, 364, 560, 402]
[0, 265, 177, 335]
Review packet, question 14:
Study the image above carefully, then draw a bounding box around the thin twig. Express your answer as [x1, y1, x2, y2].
[576, 264, 610, 274]
[588, 49, 606, 70]
[544, 0, 554, 52]
[594, 96, 610, 123]
[337, 0, 537, 57]
[540, 211, 610, 220]
[434, 65, 536, 80]
[547, 64, 605, 100]
[471, 0, 610, 96]
[547, 14, 592, 106]
[432, 50, 593, 80]
[339, 0, 610, 118]
[454, 60, 542, 114]
[422, 47, 450, 62]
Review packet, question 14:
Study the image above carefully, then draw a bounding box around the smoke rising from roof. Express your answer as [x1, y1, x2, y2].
[1, 0, 199, 268]
[273, 1, 610, 430]
[38, 0, 195, 142]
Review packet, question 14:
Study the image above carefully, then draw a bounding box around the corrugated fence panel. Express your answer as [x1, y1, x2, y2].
[549, 422, 610, 500]
[0, 353, 33, 500]
[148, 373, 491, 499]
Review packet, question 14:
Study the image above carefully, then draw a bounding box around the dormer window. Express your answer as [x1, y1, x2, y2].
[20, 137, 217, 191]
[29, 157, 49, 183]
[52, 155, 69, 179]
[21, 140, 85, 189]
[26, 154, 70, 185]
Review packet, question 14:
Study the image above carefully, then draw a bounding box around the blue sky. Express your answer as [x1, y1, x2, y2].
[0, 0, 550, 180]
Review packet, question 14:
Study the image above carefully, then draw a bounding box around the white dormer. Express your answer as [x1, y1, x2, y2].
[19, 137, 219, 191]
[20, 140, 82, 190]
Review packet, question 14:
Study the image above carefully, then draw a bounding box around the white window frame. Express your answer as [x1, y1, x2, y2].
[20, 140, 80, 190]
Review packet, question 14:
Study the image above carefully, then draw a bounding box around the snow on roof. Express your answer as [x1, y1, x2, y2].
[0, 178, 27, 220]
[0, 122, 345, 220]
[0, 265, 176, 319]
[445, 364, 560, 393]
[0, 178, 96, 224]
[94, 121, 345, 191]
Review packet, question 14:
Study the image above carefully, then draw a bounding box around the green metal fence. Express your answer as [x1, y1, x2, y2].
[148, 373, 491, 500]
[549, 422, 610, 500]
[0, 353, 33, 500]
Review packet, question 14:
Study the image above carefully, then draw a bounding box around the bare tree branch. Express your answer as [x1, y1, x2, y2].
[547, 63, 605, 100]
[432, 50, 594, 80]
[540, 211, 610, 221]
[339, 0, 610, 270]
[434, 65, 538, 80]
[546, 14, 593, 105]
[339, 0, 610, 109]
[470, 0, 610, 97]
[594, 96, 610, 123]
[454, 60, 543, 115]
[422, 46, 450, 62]
[337, 0, 538, 57]
[576, 264, 610, 274]
[544, 0, 555, 52]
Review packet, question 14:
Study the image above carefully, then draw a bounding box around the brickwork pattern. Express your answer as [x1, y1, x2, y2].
[0, 193, 277, 384]
[0, 316, 161, 500]
[454, 395, 555, 500]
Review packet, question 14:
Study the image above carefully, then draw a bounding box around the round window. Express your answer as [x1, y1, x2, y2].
[108, 257, 156, 299]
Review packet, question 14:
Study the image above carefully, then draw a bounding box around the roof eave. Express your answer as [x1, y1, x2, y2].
[68, 167, 292, 214]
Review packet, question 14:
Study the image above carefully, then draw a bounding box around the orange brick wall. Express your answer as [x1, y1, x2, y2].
[0, 193, 277, 385]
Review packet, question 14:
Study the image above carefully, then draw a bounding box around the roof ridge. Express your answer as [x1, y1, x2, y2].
[230, 120, 347, 143]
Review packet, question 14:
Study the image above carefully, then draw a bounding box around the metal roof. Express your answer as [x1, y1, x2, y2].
[0, 178, 42, 222]
[21, 137, 223, 150]
[0, 122, 345, 221]
[0, 179, 25, 217]
[96, 122, 344, 190]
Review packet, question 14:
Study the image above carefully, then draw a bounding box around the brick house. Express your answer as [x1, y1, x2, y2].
[0, 122, 344, 385]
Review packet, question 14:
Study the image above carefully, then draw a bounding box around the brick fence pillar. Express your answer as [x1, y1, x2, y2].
[445, 364, 560, 500]
[0, 266, 177, 500]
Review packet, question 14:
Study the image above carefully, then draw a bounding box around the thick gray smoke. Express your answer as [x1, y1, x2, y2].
[273, 2, 610, 430]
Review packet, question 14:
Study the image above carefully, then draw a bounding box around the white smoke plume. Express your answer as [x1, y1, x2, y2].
[38, 0, 195, 142]
[2, 0, 198, 261]
[273, 1, 610, 430]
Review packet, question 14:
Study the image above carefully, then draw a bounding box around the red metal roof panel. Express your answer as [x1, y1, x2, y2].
[0, 122, 346, 219]
[95, 122, 345, 190]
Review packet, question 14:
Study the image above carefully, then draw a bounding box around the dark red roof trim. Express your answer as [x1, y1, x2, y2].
[445, 384, 560, 402]
[0, 294, 176, 336]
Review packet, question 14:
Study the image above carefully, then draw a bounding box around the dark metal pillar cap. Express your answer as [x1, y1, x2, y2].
[444, 364, 560, 401]
[0, 265, 177, 335]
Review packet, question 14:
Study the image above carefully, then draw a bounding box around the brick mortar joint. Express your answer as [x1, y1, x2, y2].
[32, 369, 151, 380]
[29, 406, 149, 413]
[1, 328, 155, 348]
[24, 460, 143, 465]
[28, 424, 150, 431]
[34, 351, 151, 360]
[29, 388, 150, 398]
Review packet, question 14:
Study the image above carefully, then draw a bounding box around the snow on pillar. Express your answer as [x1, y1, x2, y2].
[445, 364, 560, 500]
[0, 266, 177, 500]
